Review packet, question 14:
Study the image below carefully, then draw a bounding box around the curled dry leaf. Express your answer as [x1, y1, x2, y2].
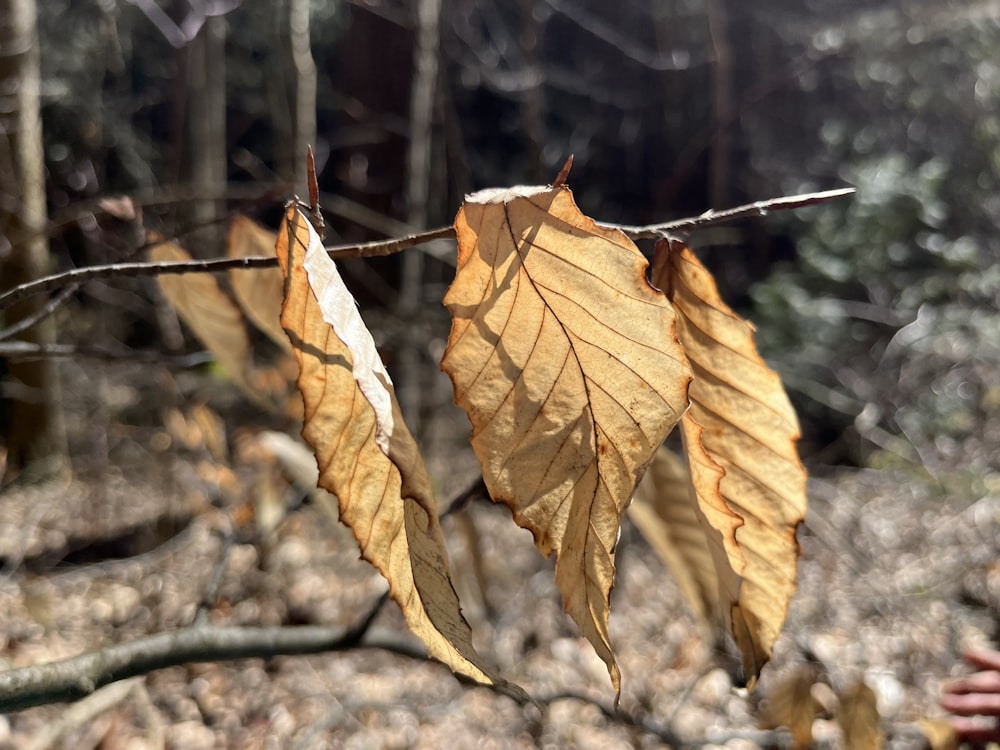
[276, 204, 516, 695]
[652, 237, 807, 685]
[226, 216, 291, 351]
[441, 185, 692, 698]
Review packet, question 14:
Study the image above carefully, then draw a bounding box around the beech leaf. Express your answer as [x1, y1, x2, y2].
[227, 215, 291, 351]
[275, 204, 515, 694]
[652, 237, 807, 685]
[629, 444, 738, 630]
[149, 235, 259, 402]
[441, 185, 692, 697]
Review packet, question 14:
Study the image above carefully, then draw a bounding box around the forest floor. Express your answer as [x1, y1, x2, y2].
[1, 354, 998, 750]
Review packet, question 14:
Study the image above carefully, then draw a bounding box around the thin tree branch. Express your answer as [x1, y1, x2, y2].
[0, 556, 404, 714]
[0, 188, 853, 313]
[193, 529, 234, 626]
[0, 341, 214, 366]
[605, 186, 856, 238]
[22, 678, 141, 750]
[0, 623, 352, 712]
[0, 283, 77, 341]
[441, 476, 491, 517]
[0, 227, 455, 311]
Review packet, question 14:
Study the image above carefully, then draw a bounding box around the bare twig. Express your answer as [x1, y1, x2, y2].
[0, 623, 353, 712]
[23, 678, 141, 750]
[0, 227, 455, 311]
[0, 284, 77, 341]
[193, 530, 234, 626]
[0, 581, 403, 715]
[0, 341, 213, 367]
[0, 188, 853, 314]
[606, 186, 856, 239]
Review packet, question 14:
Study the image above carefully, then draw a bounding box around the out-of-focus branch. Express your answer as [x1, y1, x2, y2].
[0, 341, 214, 366]
[0, 625, 345, 711]
[0, 284, 77, 341]
[0, 592, 396, 713]
[22, 679, 142, 750]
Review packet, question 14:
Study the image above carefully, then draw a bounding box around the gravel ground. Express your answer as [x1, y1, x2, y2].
[1, 361, 998, 749]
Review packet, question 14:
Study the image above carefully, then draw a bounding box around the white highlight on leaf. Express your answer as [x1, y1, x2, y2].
[465, 184, 553, 204]
[299, 213, 395, 453]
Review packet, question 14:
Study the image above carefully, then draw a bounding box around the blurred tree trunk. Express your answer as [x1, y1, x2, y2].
[705, 0, 733, 208]
[396, 0, 442, 435]
[186, 14, 226, 250]
[519, 0, 545, 184]
[289, 0, 316, 190]
[0, 0, 68, 479]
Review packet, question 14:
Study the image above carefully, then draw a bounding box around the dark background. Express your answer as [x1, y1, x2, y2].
[22, 0, 998, 478]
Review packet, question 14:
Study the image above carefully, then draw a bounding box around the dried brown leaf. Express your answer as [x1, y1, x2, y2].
[226, 216, 291, 351]
[629, 446, 725, 627]
[276, 203, 517, 694]
[190, 403, 228, 463]
[915, 718, 957, 750]
[757, 665, 823, 750]
[652, 237, 807, 685]
[838, 681, 884, 750]
[441, 185, 692, 697]
[149, 236, 257, 401]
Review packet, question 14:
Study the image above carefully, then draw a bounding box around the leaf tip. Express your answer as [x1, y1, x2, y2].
[551, 155, 574, 188]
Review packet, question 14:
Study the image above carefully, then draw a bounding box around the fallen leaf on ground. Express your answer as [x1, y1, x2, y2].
[838, 681, 884, 749]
